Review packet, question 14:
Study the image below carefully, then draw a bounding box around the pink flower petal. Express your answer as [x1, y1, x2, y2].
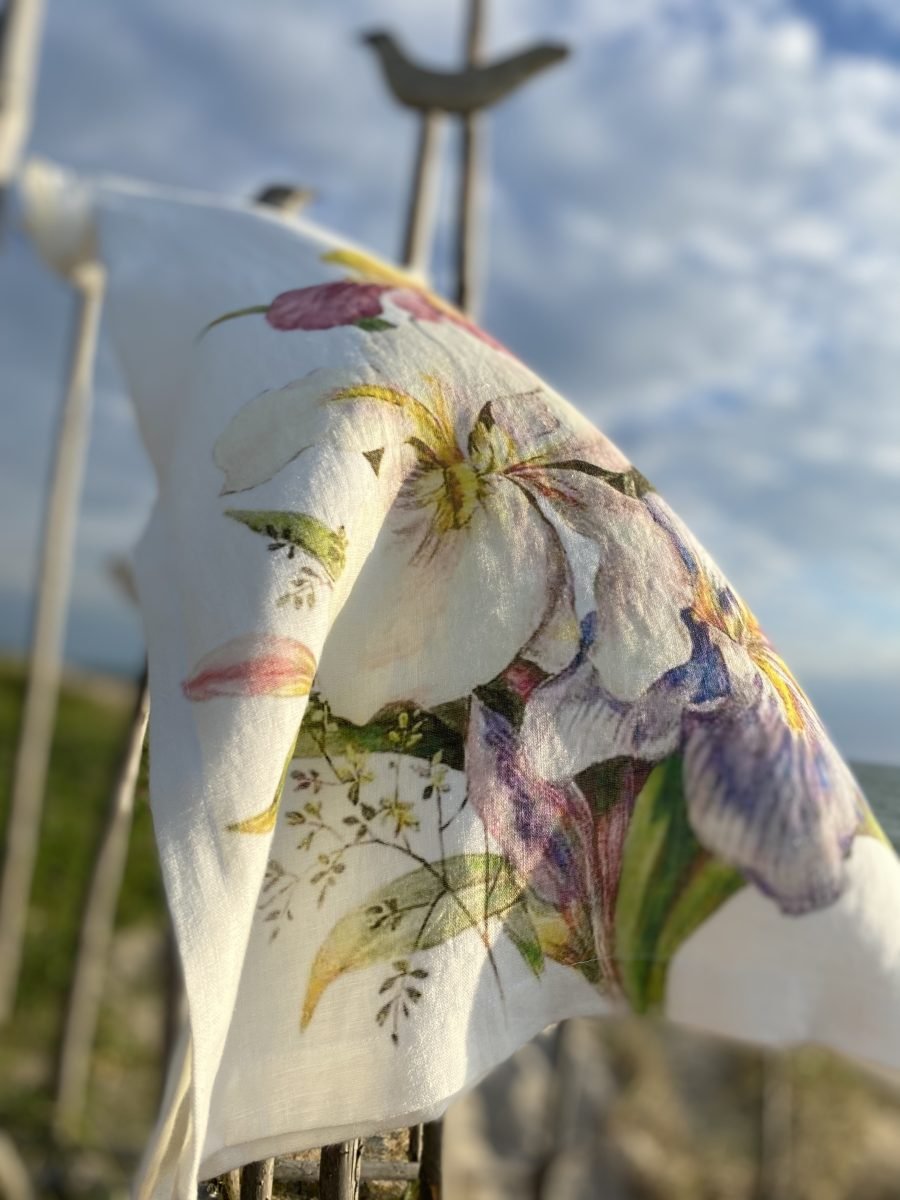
[389, 287, 508, 351]
[182, 634, 317, 700]
[387, 288, 444, 322]
[266, 282, 389, 331]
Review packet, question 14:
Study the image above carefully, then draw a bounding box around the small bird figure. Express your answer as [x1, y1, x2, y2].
[254, 184, 316, 217]
[360, 30, 569, 115]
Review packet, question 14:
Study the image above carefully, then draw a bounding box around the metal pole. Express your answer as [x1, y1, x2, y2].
[455, 0, 485, 314]
[0, 261, 106, 1023]
[52, 673, 149, 1141]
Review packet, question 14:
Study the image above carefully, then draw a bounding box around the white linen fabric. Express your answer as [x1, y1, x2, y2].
[20, 163, 900, 1199]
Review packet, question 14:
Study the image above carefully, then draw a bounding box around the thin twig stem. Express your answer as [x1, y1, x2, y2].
[53, 672, 149, 1140]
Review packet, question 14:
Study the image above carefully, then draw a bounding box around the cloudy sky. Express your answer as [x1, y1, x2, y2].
[1, 0, 898, 762]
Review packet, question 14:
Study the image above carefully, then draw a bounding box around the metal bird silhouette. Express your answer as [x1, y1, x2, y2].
[360, 30, 569, 115]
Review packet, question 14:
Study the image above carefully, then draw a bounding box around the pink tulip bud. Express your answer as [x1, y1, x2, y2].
[266, 281, 389, 331]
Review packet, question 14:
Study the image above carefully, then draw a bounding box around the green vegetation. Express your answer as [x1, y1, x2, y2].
[0, 660, 166, 1181]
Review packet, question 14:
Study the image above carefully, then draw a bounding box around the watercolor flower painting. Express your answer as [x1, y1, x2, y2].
[179, 301, 888, 1038]
[202, 245, 504, 347]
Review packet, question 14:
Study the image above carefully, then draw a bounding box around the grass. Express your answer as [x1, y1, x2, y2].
[0, 660, 166, 1188]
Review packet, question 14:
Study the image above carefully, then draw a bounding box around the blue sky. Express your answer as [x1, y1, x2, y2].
[1, 0, 898, 762]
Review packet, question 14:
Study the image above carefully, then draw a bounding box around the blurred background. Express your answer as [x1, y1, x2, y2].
[1, 0, 900, 1197]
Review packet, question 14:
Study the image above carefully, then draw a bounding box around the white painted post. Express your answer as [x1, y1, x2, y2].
[455, 0, 485, 314]
[0, 0, 46, 229]
[0, 260, 106, 1022]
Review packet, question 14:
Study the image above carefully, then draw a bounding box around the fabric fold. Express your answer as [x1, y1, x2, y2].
[19, 161, 900, 1200]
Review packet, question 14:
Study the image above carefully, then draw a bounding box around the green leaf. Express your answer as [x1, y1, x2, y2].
[501, 902, 545, 977]
[225, 509, 347, 581]
[301, 853, 522, 1028]
[355, 317, 395, 332]
[541, 460, 654, 499]
[294, 698, 466, 772]
[474, 677, 526, 730]
[614, 755, 744, 1012]
[467, 400, 495, 456]
[859, 800, 893, 850]
[642, 856, 745, 1008]
[427, 698, 469, 740]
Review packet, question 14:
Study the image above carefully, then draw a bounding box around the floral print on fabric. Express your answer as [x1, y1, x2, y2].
[183, 292, 888, 1038]
[212, 324, 646, 721]
[520, 492, 865, 915]
[201, 244, 504, 349]
[182, 634, 316, 700]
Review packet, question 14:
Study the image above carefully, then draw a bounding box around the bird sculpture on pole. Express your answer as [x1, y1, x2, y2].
[254, 183, 315, 218]
[361, 30, 568, 115]
[360, 18, 569, 309]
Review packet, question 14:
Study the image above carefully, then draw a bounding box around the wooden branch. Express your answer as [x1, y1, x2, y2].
[277, 1158, 424, 1184]
[52, 672, 149, 1140]
[407, 1123, 423, 1162]
[204, 1170, 241, 1200]
[361, 30, 567, 115]
[0, 261, 106, 1023]
[0, 1131, 33, 1200]
[319, 1140, 361, 1200]
[240, 1159, 273, 1200]
[401, 110, 441, 272]
[418, 1120, 443, 1200]
[0, 0, 46, 230]
[275, 1155, 538, 1186]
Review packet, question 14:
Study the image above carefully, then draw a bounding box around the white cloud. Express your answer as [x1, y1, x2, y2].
[484, 0, 900, 594]
[479, 0, 900, 757]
